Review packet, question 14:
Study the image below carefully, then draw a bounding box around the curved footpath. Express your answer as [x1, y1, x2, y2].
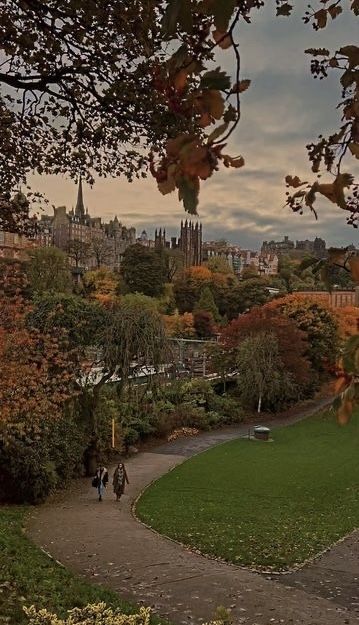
[28, 400, 359, 625]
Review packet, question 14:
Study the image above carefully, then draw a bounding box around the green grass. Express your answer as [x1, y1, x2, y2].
[137, 409, 359, 571]
[0, 507, 146, 625]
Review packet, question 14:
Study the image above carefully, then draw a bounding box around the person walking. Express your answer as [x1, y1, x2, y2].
[112, 462, 129, 501]
[94, 465, 108, 502]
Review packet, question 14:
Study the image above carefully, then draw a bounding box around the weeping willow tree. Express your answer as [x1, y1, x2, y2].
[82, 294, 169, 472]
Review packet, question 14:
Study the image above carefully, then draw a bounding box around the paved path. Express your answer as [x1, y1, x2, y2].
[27, 401, 358, 625]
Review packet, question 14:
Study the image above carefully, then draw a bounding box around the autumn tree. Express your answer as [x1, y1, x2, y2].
[121, 244, 167, 297]
[221, 305, 312, 392]
[27, 247, 72, 295]
[163, 312, 195, 338]
[193, 310, 216, 339]
[1, 1, 357, 231]
[236, 332, 296, 412]
[83, 267, 119, 304]
[266, 294, 339, 371]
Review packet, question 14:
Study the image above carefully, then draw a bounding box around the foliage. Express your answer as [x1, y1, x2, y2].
[121, 244, 167, 298]
[193, 310, 216, 338]
[266, 294, 340, 371]
[234, 277, 272, 312]
[206, 256, 233, 274]
[221, 305, 312, 392]
[0, 507, 135, 625]
[194, 285, 221, 322]
[25, 603, 223, 625]
[235, 332, 297, 411]
[163, 312, 195, 338]
[137, 408, 359, 571]
[27, 247, 72, 295]
[0, 406, 88, 504]
[0, 1, 357, 229]
[0, 295, 79, 445]
[334, 305, 359, 340]
[83, 267, 119, 303]
[27, 292, 105, 349]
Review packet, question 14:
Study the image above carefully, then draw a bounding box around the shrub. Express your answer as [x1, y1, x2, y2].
[0, 408, 87, 504]
[24, 603, 223, 625]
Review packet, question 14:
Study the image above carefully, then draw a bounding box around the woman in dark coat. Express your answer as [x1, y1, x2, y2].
[113, 462, 129, 501]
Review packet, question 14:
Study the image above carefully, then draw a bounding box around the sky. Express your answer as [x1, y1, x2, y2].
[31, 2, 358, 250]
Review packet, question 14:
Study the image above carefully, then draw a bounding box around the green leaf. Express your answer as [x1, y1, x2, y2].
[178, 177, 199, 214]
[213, 0, 236, 31]
[200, 67, 231, 91]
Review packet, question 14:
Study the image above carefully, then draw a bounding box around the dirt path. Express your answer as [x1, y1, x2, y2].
[27, 401, 358, 625]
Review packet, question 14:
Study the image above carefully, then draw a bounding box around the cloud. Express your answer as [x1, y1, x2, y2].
[30, 5, 358, 250]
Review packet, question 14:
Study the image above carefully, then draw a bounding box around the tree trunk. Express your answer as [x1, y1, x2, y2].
[257, 393, 262, 413]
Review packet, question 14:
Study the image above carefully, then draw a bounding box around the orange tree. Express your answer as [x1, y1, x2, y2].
[221, 305, 312, 395]
[0, 272, 81, 502]
[265, 294, 340, 372]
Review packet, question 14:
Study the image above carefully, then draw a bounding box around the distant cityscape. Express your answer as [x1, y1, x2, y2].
[0, 181, 358, 279]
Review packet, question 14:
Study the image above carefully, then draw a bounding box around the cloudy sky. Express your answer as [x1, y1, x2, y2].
[32, 2, 358, 250]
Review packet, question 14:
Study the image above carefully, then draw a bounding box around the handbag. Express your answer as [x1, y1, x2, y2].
[92, 476, 98, 488]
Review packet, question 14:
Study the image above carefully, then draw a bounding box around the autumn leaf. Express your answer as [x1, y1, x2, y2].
[348, 143, 359, 158]
[212, 0, 236, 32]
[314, 8, 328, 29]
[222, 154, 245, 168]
[351, 0, 359, 16]
[199, 112, 212, 127]
[178, 176, 199, 214]
[285, 175, 307, 188]
[231, 79, 251, 93]
[174, 69, 188, 91]
[328, 4, 343, 19]
[276, 3, 293, 17]
[339, 45, 359, 69]
[201, 89, 225, 119]
[212, 29, 232, 50]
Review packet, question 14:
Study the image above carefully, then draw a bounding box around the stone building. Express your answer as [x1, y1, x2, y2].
[202, 241, 278, 277]
[154, 220, 203, 268]
[41, 179, 136, 271]
[261, 235, 327, 259]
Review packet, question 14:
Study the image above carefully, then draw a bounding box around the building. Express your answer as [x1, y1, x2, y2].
[44, 179, 136, 271]
[0, 230, 36, 260]
[154, 220, 203, 268]
[202, 241, 278, 277]
[262, 235, 327, 259]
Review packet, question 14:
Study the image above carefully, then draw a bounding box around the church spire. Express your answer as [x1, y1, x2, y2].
[75, 175, 85, 219]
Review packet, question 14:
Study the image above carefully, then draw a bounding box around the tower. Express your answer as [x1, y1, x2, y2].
[75, 176, 85, 222]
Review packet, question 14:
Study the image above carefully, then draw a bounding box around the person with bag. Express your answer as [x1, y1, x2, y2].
[92, 465, 108, 502]
[112, 462, 129, 501]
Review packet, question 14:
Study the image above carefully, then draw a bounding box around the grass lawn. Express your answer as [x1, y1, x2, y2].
[0, 507, 156, 625]
[137, 408, 359, 572]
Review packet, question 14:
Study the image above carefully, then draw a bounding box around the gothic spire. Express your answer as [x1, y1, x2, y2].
[75, 175, 85, 218]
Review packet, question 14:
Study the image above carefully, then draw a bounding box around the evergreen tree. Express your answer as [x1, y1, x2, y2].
[194, 286, 221, 322]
